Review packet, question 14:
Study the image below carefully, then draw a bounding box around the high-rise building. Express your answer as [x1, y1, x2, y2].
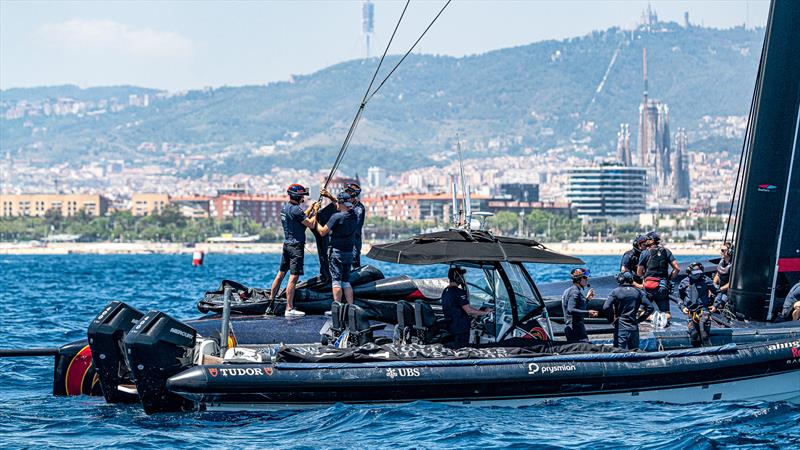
[637, 48, 673, 197]
[367, 166, 386, 189]
[616, 123, 631, 166]
[567, 166, 647, 219]
[671, 128, 691, 201]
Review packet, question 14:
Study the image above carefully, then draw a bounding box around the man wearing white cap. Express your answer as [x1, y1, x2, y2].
[316, 192, 359, 305]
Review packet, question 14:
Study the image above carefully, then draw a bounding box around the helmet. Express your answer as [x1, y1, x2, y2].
[336, 191, 354, 207]
[686, 261, 704, 280]
[287, 184, 310, 199]
[633, 234, 648, 247]
[616, 271, 634, 285]
[646, 230, 661, 242]
[570, 268, 590, 282]
[344, 182, 361, 198]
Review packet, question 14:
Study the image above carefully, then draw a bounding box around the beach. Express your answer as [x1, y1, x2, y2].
[0, 240, 719, 256]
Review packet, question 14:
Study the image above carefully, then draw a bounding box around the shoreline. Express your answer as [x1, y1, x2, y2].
[0, 241, 717, 256]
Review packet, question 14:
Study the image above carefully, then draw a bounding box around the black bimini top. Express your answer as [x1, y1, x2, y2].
[366, 229, 584, 265]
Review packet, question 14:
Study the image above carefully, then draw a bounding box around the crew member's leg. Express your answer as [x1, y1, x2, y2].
[340, 252, 354, 305]
[271, 243, 292, 299]
[657, 285, 672, 324]
[285, 244, 305, 316]
[792, 301, 800, 321]
[329, 249, 344, 303]
[699, 310, 712, 346]
[352, 240, 362, 269]
[688, 311, 702, 347]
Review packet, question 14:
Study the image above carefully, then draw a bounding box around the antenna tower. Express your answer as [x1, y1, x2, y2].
[362, 1, 375, 58]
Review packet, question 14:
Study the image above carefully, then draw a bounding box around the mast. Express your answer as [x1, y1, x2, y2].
[729, 0, 800, 321]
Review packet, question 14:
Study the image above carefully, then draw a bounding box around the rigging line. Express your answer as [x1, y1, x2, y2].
[724, 33, 767, 244]
[321, 0, 411, 192]
[365, 0, 452, 104]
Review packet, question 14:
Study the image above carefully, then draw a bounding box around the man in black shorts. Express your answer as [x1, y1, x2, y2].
[270, 183, 318, 317]
[316, 192, 358, 304]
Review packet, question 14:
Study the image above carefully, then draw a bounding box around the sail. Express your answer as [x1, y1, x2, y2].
[729, 0, 800, 321]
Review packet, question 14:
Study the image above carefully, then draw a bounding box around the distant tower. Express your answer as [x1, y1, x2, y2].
[637, 47, 673, 198]
[684, 11, 690, 28]
[671, 128, 691, 201]
[362, 1, 375, 58]
[617, 123, 631, 166]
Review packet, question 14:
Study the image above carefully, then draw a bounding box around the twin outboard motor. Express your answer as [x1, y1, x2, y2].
[87, 301, 144, 403]
[124, 310, 197, 414]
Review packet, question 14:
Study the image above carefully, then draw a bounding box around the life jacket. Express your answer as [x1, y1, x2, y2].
[644, 246, 670, 279]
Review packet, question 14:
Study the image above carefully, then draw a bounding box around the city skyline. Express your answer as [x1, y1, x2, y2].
[1, 0, 770, 91]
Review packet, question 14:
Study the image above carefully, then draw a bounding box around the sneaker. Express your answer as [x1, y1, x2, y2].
[284, 308, 306, 317]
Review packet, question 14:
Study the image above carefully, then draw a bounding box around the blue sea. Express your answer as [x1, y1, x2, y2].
[1, 254, 798, 449]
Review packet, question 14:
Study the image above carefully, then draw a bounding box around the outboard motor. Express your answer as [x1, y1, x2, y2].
[124, 311, 196, 414]
[87, 301, 144, 403]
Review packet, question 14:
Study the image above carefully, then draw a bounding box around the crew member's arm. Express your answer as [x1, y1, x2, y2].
[462, 304, 491, 316]
[320, 188, 337, 202]
[316, 214, 336, 236]
[566, 290, 598, 318]
[620, 253, 630, 274]
[668, 251, 680, 280]
[678, 279, 689, 312]
[637, 292, 655, 322]
[602, 293, 616, 322]
[708, 279, 721, 311]
[636, 250, 648, 278]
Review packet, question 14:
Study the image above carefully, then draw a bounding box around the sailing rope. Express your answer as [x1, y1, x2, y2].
[724, 37, 767, 244]
[321, 0, 452, 193]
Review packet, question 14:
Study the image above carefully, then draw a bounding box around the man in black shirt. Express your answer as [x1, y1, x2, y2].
[270, 184, 319, 317]
[316, 192, 358, 304]
[637, 231, 680, 326]
[603, 271, 654, 350]
[561, 268, 599, 342]
[440, 267, 491, 346]
[620, 235, 646, 288]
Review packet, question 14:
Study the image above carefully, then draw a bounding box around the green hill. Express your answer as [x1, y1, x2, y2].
[0, 22, 763, 175]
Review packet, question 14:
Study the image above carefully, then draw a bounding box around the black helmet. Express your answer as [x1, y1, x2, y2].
[646, 230, 661, 243]
[287, 183, 309, 199]
[633, 234, 647, 248]
[344, 182, 362, 198]
[686, 261, 704, 277]
[616, 271, 634, 285]
[570, 268, 590, 282]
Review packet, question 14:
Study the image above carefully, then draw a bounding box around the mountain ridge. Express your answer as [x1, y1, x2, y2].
[1, 21, 764, 175]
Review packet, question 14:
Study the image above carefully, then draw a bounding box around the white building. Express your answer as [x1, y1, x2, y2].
[567, 165, 647, 219]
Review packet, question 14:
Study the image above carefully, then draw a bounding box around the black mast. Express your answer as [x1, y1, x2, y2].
[730, 0, 800, 321]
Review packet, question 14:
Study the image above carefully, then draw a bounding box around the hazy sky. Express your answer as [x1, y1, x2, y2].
[0, 0, 770, 91]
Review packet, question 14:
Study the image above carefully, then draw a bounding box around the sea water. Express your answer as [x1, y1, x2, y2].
[0, 254, 798, 449]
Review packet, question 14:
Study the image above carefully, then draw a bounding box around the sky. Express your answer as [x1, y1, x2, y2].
[0, 0, 770, 92]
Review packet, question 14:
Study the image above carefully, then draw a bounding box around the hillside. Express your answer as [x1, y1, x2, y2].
[0, 21, 764, 175]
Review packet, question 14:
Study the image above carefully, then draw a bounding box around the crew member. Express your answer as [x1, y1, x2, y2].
[637, 231, 680, 326]
[713, 242, 733, 307]
[602, 271, 654, 350]
[620, 235, 646, 287]
[781, 281, 800, 321]
[316, 192, 358, 305]
[561, 268, 598, 343]
[323, 183, 366, 268]
[270, 184, 319, 317]
[678, 262, 721, 347]
[441, 267, 492, 347]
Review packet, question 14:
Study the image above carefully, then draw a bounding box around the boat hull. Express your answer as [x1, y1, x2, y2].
[167, 340, 800, 411]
